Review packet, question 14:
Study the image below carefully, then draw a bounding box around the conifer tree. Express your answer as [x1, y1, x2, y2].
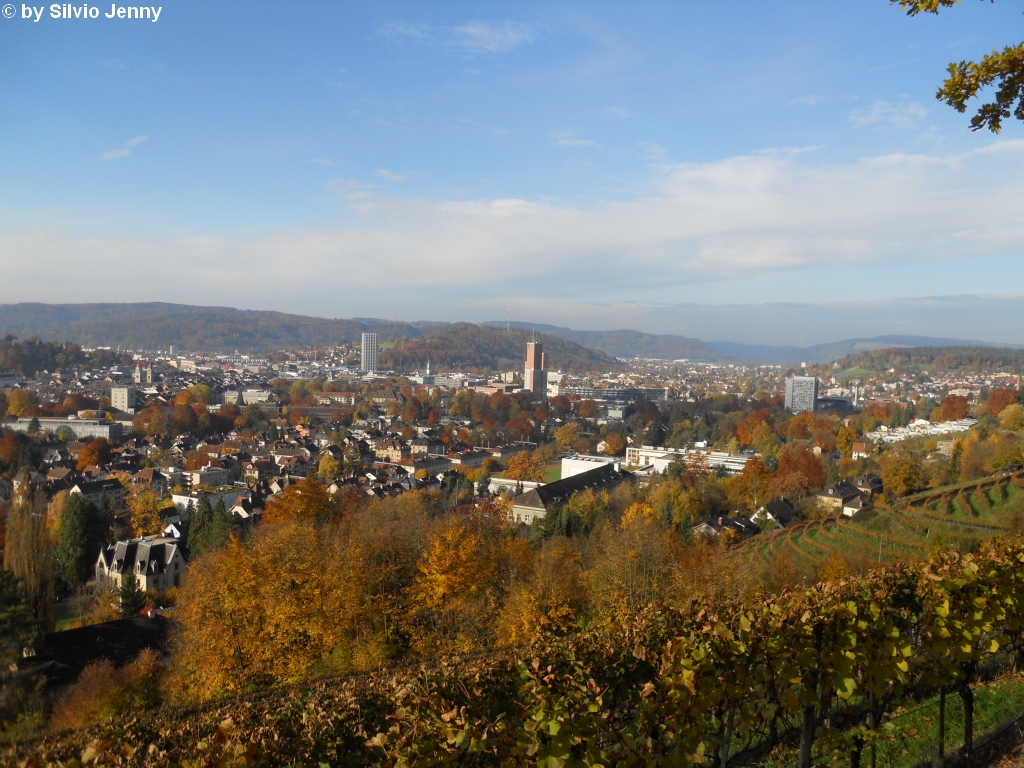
[119, 573, 147, 619]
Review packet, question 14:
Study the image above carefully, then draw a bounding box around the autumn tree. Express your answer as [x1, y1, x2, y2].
[76, 438, 111, 472]
[3, 486, 55, 630]
[895, 0, 1024, 133]
[727, 456, 772, 513]
[603, 433, 625, 456]
[126, 485, 163, 538]
[1000, 403, 1024, 431]
[263, 477, 340, 526]
[503, 450, 546, 482]
[881, 451, 924, 499]
[496, 537, 589, 645]
[986, 387, 1018, 418]
[318, 453, 340, 480]
[578, 399, 598, 418]
[942, 394, 970, 421]
[555, 422, 581, 450]
[6, 389, 39, 417]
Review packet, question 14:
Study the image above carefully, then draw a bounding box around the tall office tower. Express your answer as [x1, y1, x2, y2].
[785, 376, 818, 413]
[524, 341, 546, 395]
[361, 332, 379, 372]
[111, 385, 137, 415]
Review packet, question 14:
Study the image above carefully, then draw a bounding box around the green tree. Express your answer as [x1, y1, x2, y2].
[118, 573, 147, 618]
[186, 493, 213, 556]
[56, 494, 109, 590]
[0, 569, 39, 667]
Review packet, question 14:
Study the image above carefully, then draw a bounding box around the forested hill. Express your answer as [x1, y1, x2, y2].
[0, 303, 433, 352]
[382, 323, 623, 374]
[833, 345, 1024, 372]
[480, 321, 730, 362]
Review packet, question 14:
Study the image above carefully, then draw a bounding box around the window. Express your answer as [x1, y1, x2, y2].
[174, 575, 180, 587]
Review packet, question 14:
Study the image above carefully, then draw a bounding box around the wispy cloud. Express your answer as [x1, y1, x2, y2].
[99, 135, 147, 161]
[552, 131, 600, 147]
[850, 100, 927, 129]
[379, 20, 538, 54]
[325, 178, 379, 201]
[376, 169, 410, 183]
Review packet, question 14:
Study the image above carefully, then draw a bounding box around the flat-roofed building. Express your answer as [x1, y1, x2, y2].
[785, 376, 818, 413]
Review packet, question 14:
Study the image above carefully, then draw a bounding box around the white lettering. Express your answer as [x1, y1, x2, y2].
[24, 5, 44, 21]
[104, 2, 113, 17]
[49, 3, 60, 18]
[88, 5, 96, 16]
[150, 5, 159, 21]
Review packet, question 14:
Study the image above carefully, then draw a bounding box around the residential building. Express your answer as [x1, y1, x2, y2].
[375, 438, 410, 463]
[410, 435, 447, 457]
[510, 463, 633, 525]
[785, 376, 818, 414]
[69, 479, 125, 511]
[524, 341, 546, 396]
[361, 332, 379, 372]
[96, 532, 186, 594]
[816, 481, 862, 510]
[851, 441, 872, 460]
[111, 385, 138, 415]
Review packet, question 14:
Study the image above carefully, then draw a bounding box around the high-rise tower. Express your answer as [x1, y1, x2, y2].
[361, 332, 379, 372]
[524, 341, 546, 395]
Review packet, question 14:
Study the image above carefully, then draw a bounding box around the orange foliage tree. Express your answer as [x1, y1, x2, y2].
[986, 387, 1018, 417]
[76, 438, 110, 471]
[943, 394, 970, 421]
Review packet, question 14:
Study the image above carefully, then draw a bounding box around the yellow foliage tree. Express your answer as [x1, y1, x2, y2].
[126, 485, 163, 538]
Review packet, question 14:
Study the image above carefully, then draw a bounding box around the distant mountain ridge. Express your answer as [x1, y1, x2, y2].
[0, 303, 1020, 366]
[0, 303, 433, 352]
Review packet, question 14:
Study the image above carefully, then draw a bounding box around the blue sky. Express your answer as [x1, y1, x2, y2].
[1, 1, 1023, 345]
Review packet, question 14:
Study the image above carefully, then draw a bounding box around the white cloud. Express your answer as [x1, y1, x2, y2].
[376, 169, 411, 183]
[379, 20, 537, 54]
[850, 100, 927, 129]
[8, 141, 1024, 323]
[99, 135, 147, 161]
[552, 131, 600, 147]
